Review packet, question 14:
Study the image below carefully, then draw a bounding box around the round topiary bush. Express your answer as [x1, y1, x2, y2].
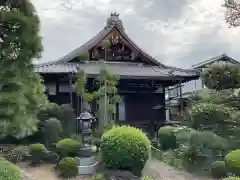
[210, 161, 227, 178]
[100, 125, 150, 176]
[158, 126, 177, 150]
[59, 157, 78, 177]
[225, 149, 240, 176]
[28, 143, 46, 164]
[56, 138, 80, 158]
[0, 157, 21, 180]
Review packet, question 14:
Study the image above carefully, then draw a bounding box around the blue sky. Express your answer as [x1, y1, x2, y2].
[32, 0, 240, 69]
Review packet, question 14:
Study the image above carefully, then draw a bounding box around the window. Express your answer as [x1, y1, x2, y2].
[118, 96, 126, 121]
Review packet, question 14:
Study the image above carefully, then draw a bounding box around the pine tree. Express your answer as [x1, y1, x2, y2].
[0, 0, 47, 138]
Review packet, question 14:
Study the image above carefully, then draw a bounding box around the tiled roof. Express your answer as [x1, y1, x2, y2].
[39, 13, 166, 67]
[36, 13, 200, 79]
[36, 62, 199, 79]
[192, 54, 240, 69]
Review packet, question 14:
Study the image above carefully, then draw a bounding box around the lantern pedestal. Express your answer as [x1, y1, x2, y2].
[75, 110, 98, 175]
[76, 145, 98, 175]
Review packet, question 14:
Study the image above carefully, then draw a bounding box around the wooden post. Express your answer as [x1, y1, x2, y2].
[68, 72, 73, 106]
[56, 77, 60, 101]
[179, 80, 184, 114]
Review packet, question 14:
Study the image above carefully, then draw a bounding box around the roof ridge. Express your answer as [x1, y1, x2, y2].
[192, 54, 226, 67]
[39, 13, 168, 67]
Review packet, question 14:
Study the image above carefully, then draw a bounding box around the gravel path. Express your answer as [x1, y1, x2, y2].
[143, 158, 212, 180]
[19, 160, 212, 180]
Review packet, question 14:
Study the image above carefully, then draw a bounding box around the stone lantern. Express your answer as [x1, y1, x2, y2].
[75, 109, 98, 175]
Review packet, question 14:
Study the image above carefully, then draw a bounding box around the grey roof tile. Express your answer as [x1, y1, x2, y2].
[35, 62, 199, 79]
[192, 53, 240, 69]
[36, 13, 200, 79]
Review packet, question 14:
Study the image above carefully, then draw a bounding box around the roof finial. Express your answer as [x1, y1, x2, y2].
[105, 12, 124, 30]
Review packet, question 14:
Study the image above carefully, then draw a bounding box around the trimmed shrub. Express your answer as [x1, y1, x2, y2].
[59, 157, 78, 178]
[28, 143, 46, 164]
[56, 138, 80, 158]
[158, 126, 177, 150]
[210, 161, 227, 178]
[43, 118, 62, 147]
[223, 177, 240, 180]
[91, 173, 104, 180]
[100, 125, 150, 176]
[0, 157, 21, 180]
[225, 149, 240, 176]
[142, 176, 153, 180]
[58, 104, 75, 137]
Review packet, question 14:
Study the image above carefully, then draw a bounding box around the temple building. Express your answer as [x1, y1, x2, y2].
[35, 13, 199, 131]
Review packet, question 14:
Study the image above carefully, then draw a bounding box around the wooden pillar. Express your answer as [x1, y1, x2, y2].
[179, 80, 184, 114]
[56, 77, 60, 102]
[68, 72, 73, 106]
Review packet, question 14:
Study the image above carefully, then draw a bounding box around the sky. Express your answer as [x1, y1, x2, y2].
[32, 0, 240, 69]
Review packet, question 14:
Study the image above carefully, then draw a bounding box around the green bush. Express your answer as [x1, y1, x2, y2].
[59, 157, 78, 177]
[91, 173, 104, 180]
[56, 138, 80, 158]
[223, 177, 240, 180]
[225, 149, 240, 176]
[58, 104, 75, 137]
[43, 118, 62, 147]
[0, 157, 21, 180]
[28, 143, 46, 164]
[210, 161, 227, 178]
[142, 176, 153, 180]
[37, 103, 60, 121]
[100, 125, 150, 176]
[158, 126, 177, 150]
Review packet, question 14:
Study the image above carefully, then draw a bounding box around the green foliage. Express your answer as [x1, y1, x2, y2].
[91, 173, 105, 180]
[59, 157, 78, 178]
[0, 157, 21, 180]
[77, 52, 89, 63]
[190, 89, 240, 110]
[100, 125, 150, 176]
[94, 63, 120, 134]
[56, 138, 80, 158]
[223, 177, 240, 180]
[28, 143, 46, 164]
[225, 149, 240, 176]
[58, 104, 75, 137]
[74, 70, 86, 97]
[189, 131, 229, 154]
[141, 176, 153, 180]
[158, 126, 177, 150]
[11, 146, 28, 163]
[43, 118, 62, 147]
[201, 64, 240, 90]
[187, 102, 234, 136]
[0, 0, 47, 139]
[1, 146, 28, 163]
[37, 103, 60, 121]
[210, 161, 227, 178]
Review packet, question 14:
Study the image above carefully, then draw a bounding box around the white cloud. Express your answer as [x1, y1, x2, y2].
[32, 0, 240, 68]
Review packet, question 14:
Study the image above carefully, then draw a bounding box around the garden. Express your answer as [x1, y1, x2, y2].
[151, 63, 240, 180]
[1, 0, 240, 180]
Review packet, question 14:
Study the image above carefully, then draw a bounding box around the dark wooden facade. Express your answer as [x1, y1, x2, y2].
[36, 13, 199, 131]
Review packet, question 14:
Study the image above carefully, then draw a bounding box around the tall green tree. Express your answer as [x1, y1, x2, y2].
[187, 64, 240, 140]
[223, 0, 240, 27]
[0, 0, 47, 138]
[74, 70, 87, 114]
[93, 62, 120, 133]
